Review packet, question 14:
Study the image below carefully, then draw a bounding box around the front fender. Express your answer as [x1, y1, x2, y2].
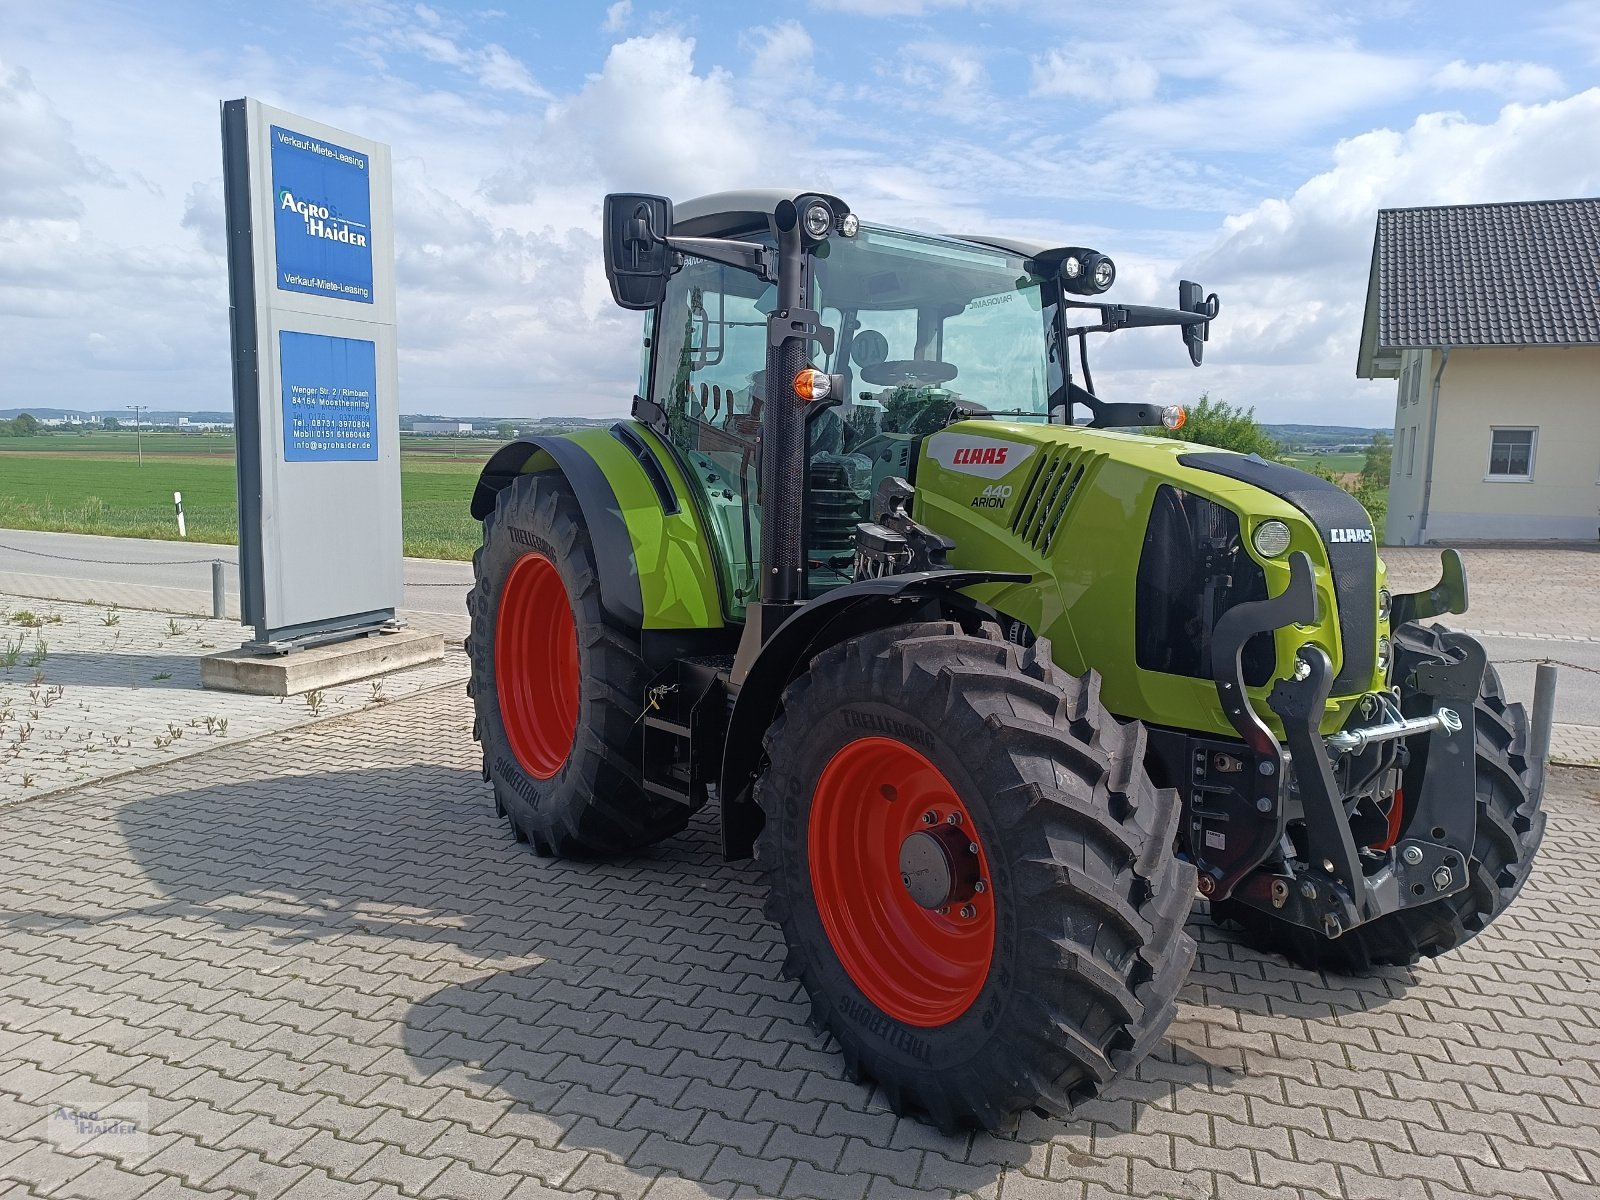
[718, 569, 1028, 858]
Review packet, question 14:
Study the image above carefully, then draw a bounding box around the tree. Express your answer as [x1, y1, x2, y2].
[1152, 394, 1279, 458]
[9, 412, 40, 437]
[1361, 432, 1391, 485]
[102, 416, 121, 431]
[495, 422, 517, 439]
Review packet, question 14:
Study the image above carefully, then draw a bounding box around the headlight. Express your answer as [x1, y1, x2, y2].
[1378, 588, 1392, 622]
[837, 212, 859, 237]
[802, 202, 833, 240]
[1091, 256, 1116, 291]
[1252, 519, 1292, 558]
[1062, 255, 1083, 279]
[1377, 636, 1392, 675]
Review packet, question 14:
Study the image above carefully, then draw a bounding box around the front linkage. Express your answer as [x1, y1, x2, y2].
[1191, 549, 1480, 940]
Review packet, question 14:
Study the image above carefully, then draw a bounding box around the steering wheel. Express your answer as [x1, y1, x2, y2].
[859, 359, 959, 387]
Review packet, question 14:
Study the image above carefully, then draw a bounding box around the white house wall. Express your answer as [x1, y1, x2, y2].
[1387, 349, 1435, 544]
[1413, 346, 1600, 543]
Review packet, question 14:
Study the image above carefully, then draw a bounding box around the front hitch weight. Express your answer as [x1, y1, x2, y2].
[1399, 629, 1487, 881]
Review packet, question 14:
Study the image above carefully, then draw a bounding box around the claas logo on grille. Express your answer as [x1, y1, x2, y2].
[951, 446, 1009, 466]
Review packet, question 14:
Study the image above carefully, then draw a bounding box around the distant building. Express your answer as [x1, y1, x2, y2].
[176, 416, 232, 433]
[411, 420, 474, 435]
[1357, 197, 1600, 544]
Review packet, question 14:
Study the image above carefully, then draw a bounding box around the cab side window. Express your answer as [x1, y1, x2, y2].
[652, 258, 771, 616]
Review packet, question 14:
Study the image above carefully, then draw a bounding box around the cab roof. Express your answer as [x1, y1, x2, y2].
[672, 190, 1054, 260]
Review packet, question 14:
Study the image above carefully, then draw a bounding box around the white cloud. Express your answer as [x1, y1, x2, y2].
[1097, 33, 1426, 152]
[1126, 90, 1600, 422]
[1030, 48, 1159, 103]
[1431, 59, 1565, 101]
[742, 20, 815, 87]
[812, 0, 996, 13]
[0, 59, 109, 220]
[505, 34, 797, 199]
[602, 1, 632, 34]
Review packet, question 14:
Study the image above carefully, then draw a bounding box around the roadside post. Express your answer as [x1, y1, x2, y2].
[1530, 661, 1558, 804]
[210, 98, 441, 693]
[173, 492, 186, 539]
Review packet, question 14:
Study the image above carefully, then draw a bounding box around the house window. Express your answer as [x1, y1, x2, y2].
[1487, 427, 1536, 480]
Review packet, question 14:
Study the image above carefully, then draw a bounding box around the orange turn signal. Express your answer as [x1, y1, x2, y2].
[794, 369, 831, 402]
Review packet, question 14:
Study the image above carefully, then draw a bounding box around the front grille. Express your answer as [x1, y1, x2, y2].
[1011, 448, 1095, 553]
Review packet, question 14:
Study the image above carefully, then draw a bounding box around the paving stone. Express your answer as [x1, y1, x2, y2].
[1, 672, 1597, 1200]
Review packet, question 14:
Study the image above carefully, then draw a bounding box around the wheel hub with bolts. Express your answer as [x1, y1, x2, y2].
[898, 823, 982, 910]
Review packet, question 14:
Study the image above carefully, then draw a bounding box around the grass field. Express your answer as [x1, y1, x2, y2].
[0, 432, 493, 560]
[1281, 452, 1368, 474]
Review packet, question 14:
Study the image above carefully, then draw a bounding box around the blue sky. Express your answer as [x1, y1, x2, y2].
[2, 0, 1598, 423]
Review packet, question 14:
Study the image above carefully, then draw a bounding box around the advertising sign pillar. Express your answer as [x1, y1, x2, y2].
[220, 99, 403, 652]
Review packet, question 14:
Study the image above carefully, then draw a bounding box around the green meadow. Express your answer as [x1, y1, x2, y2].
[0, 433, 490, 560]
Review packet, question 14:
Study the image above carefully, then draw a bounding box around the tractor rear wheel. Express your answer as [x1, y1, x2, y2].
[468, 472, 687, 856]
[755, 622, 1196, 1133]
[1213, 622, 1546, 973]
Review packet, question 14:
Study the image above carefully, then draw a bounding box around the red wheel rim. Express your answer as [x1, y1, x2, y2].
[495, 552, 579, 780]
[809, 736, 996, 1027]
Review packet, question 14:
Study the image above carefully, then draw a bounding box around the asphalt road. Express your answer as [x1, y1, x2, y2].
[0, 528, 473, 616]
[0, 528, 1595, 725]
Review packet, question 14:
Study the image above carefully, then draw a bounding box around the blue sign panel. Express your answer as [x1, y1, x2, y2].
[280, 331, 378, 462]
[270, 125, 374, 304]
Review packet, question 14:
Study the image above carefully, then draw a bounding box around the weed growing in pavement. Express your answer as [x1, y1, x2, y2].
[12, 611, 42, 628]
[166, 619, 184, 637]
[26, 638, 48, 668]
[368, 680, 389, 706]
[201, 715, 229, 736]
[151, 672, 172, 681]
[39, 686, 63, 709]
[101, 605, 121, 626]
[1, 638, 21, 669]
[304, 689, 325, 716]
[31, 670, 44, 686]
[21, 773, 34, 788]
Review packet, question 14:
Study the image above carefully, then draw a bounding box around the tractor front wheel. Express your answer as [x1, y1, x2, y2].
[756, 622, 1196, 1132]
[468, 472, 687, 856]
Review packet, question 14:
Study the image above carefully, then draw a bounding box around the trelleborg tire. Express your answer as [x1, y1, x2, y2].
[1213, 621, 1546, 973]
[755, 621, 1197, 1133]
[467, 471, 687, 856]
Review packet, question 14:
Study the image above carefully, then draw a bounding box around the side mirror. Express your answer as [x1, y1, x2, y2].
[603, 193, 674, 311]
[1179, 280, 1220, 366]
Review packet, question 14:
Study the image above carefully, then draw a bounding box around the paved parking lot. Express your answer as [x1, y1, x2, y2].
[1, 683, 1597, 1200]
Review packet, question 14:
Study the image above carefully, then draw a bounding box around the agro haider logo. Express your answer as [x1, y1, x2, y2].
[278, 190, 369, 248]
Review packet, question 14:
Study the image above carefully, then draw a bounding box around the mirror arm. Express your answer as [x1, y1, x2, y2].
[661, 235, 777, 282]
[1062, 301, 1209, 332]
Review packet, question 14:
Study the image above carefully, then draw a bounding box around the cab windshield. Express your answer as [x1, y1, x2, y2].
[814, 226, 1058, 439]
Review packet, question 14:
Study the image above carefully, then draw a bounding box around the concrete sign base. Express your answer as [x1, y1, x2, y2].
[201, 629, 444, 696]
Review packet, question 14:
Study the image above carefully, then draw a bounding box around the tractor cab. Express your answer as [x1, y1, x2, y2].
[628, 191, 1210, 618]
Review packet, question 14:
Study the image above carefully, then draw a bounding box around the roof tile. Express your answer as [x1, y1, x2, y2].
[1374, 197, 1600, 348]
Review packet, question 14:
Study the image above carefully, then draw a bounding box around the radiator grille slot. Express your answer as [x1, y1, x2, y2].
[1011, 448, 1093, 552]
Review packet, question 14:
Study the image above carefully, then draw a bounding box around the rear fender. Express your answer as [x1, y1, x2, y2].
[470, 427, 723, 631]
[718, 569, 1028, 859]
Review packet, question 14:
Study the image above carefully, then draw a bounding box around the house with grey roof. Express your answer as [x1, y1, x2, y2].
[1356, 197, 1600, 544]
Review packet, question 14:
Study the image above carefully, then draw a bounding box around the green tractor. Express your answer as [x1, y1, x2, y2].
[466, 191, 1545, 1131]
